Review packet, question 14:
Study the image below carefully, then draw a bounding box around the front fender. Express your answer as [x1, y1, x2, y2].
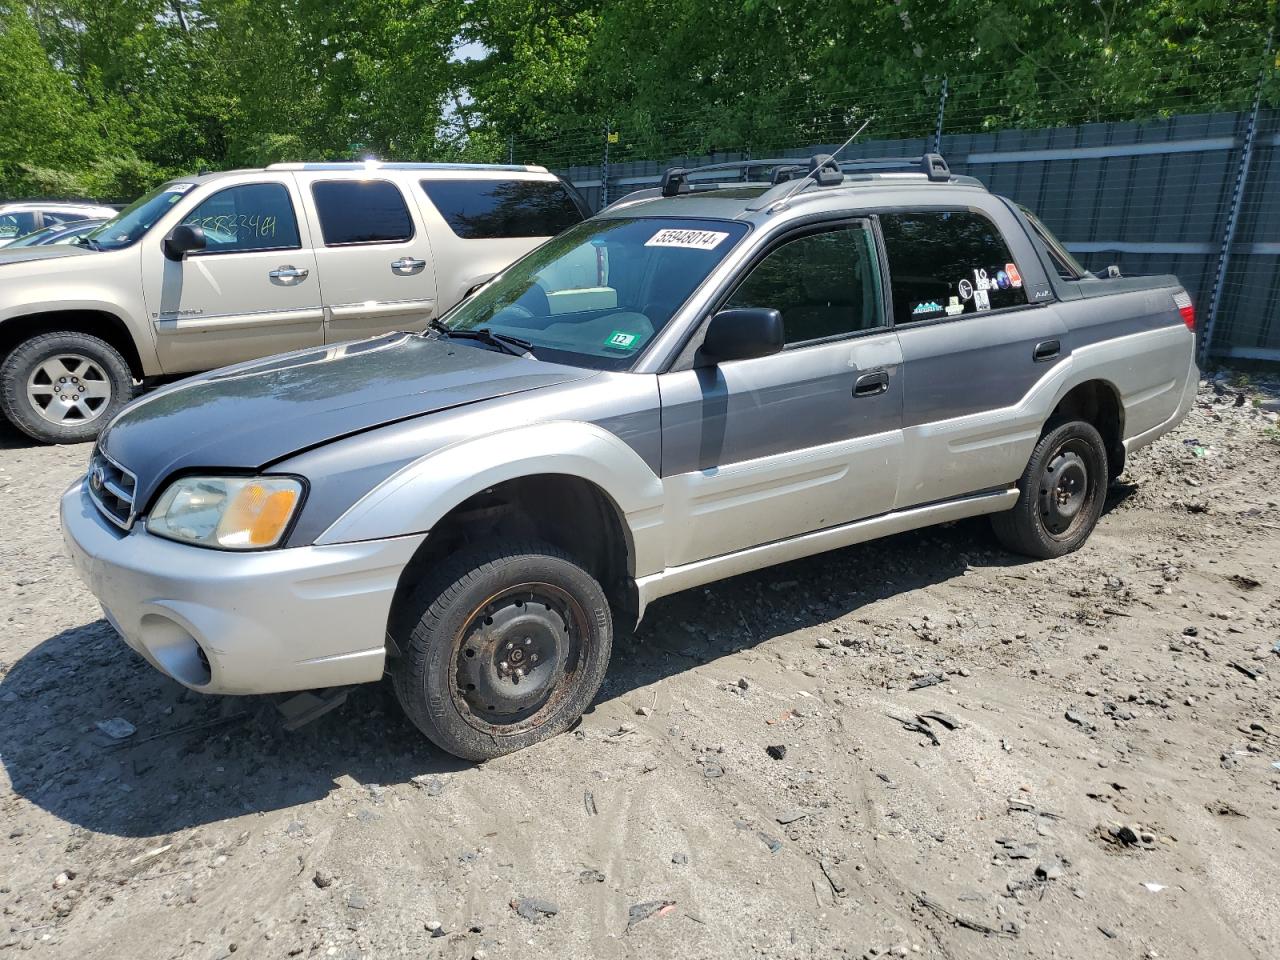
[314, 420, 667, 577]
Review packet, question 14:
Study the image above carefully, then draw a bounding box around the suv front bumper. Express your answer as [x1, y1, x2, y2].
[60, 480, 425, 695]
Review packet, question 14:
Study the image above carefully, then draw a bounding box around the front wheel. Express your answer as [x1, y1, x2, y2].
[390, 540, 613, 761]
[0, 331, 133, 444]
[991, 420, 1109, 559]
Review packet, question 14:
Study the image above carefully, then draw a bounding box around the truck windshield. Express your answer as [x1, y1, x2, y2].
[440, 217, 750, 370]
[84, 184, 194, 251]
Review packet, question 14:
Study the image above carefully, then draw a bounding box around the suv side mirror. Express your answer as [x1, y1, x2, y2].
[699, 307, 785, 365]
[162, 223, 206, 261]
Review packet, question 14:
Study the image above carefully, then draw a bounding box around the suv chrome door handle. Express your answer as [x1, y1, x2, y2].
[269, 265, 309, 284]
[391, 257, 426, 273]
[853, 369, 890, 397]
[1033, 339, 1061, 362]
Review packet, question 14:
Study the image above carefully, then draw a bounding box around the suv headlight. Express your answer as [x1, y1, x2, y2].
[146, 476, 303, 549]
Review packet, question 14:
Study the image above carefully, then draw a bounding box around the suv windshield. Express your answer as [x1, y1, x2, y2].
[85, 183, 194, 251]
[441, 217, 749, 370]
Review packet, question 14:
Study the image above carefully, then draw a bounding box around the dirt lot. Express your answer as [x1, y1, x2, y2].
[1, 376, 1279, 960]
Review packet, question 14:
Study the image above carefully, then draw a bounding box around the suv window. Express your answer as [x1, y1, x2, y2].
[181, 183, 301, 253]
[724, 223, 884, 344]
[880, 210, 1028, 324]
[0, 212, 37, 241]
[311, 180, 413, 245]
[421, 179, 583, 239]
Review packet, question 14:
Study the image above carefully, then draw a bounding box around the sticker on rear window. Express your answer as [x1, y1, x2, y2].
[974, 289, 991, 311]
[605, 330, 640, 350]
[645, 228, 729, 250]
[164, 183, 195, 194]
[912, 300, 943, 317]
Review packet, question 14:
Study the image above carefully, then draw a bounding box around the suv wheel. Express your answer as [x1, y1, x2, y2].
[0, 332, 133, 444]
[391, 539, 613, 761]
[991, 419, 1109, 559]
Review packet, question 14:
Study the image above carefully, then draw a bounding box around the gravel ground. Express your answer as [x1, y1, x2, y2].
[1, 376, 1279, 960]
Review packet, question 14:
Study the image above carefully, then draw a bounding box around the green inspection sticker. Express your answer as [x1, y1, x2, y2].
[605, 330, 639, 350]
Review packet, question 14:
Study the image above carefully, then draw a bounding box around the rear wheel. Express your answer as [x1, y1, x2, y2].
[0, 331, 133, 444]
[390, 539, 612, 760]
[991, 420, 1108, 559]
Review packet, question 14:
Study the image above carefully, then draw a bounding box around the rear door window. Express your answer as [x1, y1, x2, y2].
[880, 210, 1029, 324]
[181, 183, 301, 253]
[420, 179, 583, 239]
[311, 180, 414, 245]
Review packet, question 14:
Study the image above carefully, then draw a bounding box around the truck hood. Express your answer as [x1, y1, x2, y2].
[0, 245, 97, 266]
[99, 333, 597, 510]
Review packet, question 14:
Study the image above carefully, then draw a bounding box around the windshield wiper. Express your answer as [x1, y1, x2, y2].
[428, 319, 535, 358]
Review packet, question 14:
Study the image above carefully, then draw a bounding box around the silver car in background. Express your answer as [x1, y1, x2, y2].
[61, 154, 1197, 761]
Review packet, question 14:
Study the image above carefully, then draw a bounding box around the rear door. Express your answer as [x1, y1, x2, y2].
[413, 175, 585, 313]
[298, 173, 438, 343]
[657, 219, 903, 567]
[140, 178, 324, 373]
[882, 206, 1065, 507]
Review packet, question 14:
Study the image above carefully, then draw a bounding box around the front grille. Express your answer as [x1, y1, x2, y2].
[87, 447, 138, 530]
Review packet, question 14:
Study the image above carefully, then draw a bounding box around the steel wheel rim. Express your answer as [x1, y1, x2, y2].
[26, 353, 112, 425]
[449, 582, 589, 736]
[1037, 438, 1095, 539]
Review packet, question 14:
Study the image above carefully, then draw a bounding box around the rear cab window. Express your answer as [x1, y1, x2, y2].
[1019, 207, 1087, 281]
[879, 210, 1029, 324]
[420, 178, 583, 239]
[311, 180, 414, 245]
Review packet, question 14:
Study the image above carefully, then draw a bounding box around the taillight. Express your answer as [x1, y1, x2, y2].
[1173, 290, 1195, 330]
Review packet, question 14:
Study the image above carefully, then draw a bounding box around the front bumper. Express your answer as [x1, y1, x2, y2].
[60, 480, 426, 695]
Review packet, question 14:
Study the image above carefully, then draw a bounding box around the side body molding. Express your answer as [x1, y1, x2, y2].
[314, 420, 667, 576]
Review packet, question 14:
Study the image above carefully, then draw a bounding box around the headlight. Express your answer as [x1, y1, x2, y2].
[146, 476, 303, 549]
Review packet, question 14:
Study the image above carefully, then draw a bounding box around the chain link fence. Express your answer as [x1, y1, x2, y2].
[507, 47, 1279, 363]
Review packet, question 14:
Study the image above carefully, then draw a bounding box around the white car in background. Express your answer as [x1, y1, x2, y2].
[0, 163, 588, 443]
[0, 202, 118, 247]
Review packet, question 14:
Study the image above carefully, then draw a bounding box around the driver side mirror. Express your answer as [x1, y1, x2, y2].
[698, 307, 785, 365]
[162, 223, 206, 261]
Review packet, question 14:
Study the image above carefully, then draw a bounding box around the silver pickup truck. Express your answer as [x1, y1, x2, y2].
[61, 153, 1198, 760]
[0, 162, 586, 443]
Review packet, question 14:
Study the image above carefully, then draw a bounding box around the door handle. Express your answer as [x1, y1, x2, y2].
[1033, 339, 1061, 362]
[268, 265, 309, 284]
[853, 370, 890, 397]
[391, 257, 426, 273]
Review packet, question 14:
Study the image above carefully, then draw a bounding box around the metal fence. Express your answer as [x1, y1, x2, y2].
[528, 55, 1279, 363]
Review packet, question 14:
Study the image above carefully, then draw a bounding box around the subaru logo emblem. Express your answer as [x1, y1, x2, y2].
[90, 464, 106, 493]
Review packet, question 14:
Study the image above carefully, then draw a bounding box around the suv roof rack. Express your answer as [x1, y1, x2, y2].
[264, 161, 549, 174]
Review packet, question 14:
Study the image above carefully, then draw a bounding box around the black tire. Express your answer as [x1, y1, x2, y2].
[991, 419, 1109, 559]
[0, 331, 133, 444]
[390, 539, 613, 761]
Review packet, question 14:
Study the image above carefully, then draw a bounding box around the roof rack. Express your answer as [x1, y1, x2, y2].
[264, 161, 549, 173]
[834, 154, 951, 181]
[658, 152, 952, 197]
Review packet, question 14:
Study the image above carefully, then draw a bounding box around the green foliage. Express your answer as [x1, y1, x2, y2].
[1, 0, 1277, 198]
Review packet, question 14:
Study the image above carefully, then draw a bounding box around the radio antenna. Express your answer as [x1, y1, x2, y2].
[769, 116, 873, 210]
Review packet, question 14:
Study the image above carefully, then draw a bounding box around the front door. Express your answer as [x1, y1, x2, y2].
[298, 175, 439, 343]
[657, 220, 904, 568]
[142, 179, 324, 374]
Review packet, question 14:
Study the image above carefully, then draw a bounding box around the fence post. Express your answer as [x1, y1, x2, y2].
[1201, 31, 1273, 364]
[507, 134, 514, 164]
[933, 76, 949, 154]
[601, 121, 612, 207]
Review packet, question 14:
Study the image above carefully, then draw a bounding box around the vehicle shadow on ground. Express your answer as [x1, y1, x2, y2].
[0, 494, 1134, 839]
